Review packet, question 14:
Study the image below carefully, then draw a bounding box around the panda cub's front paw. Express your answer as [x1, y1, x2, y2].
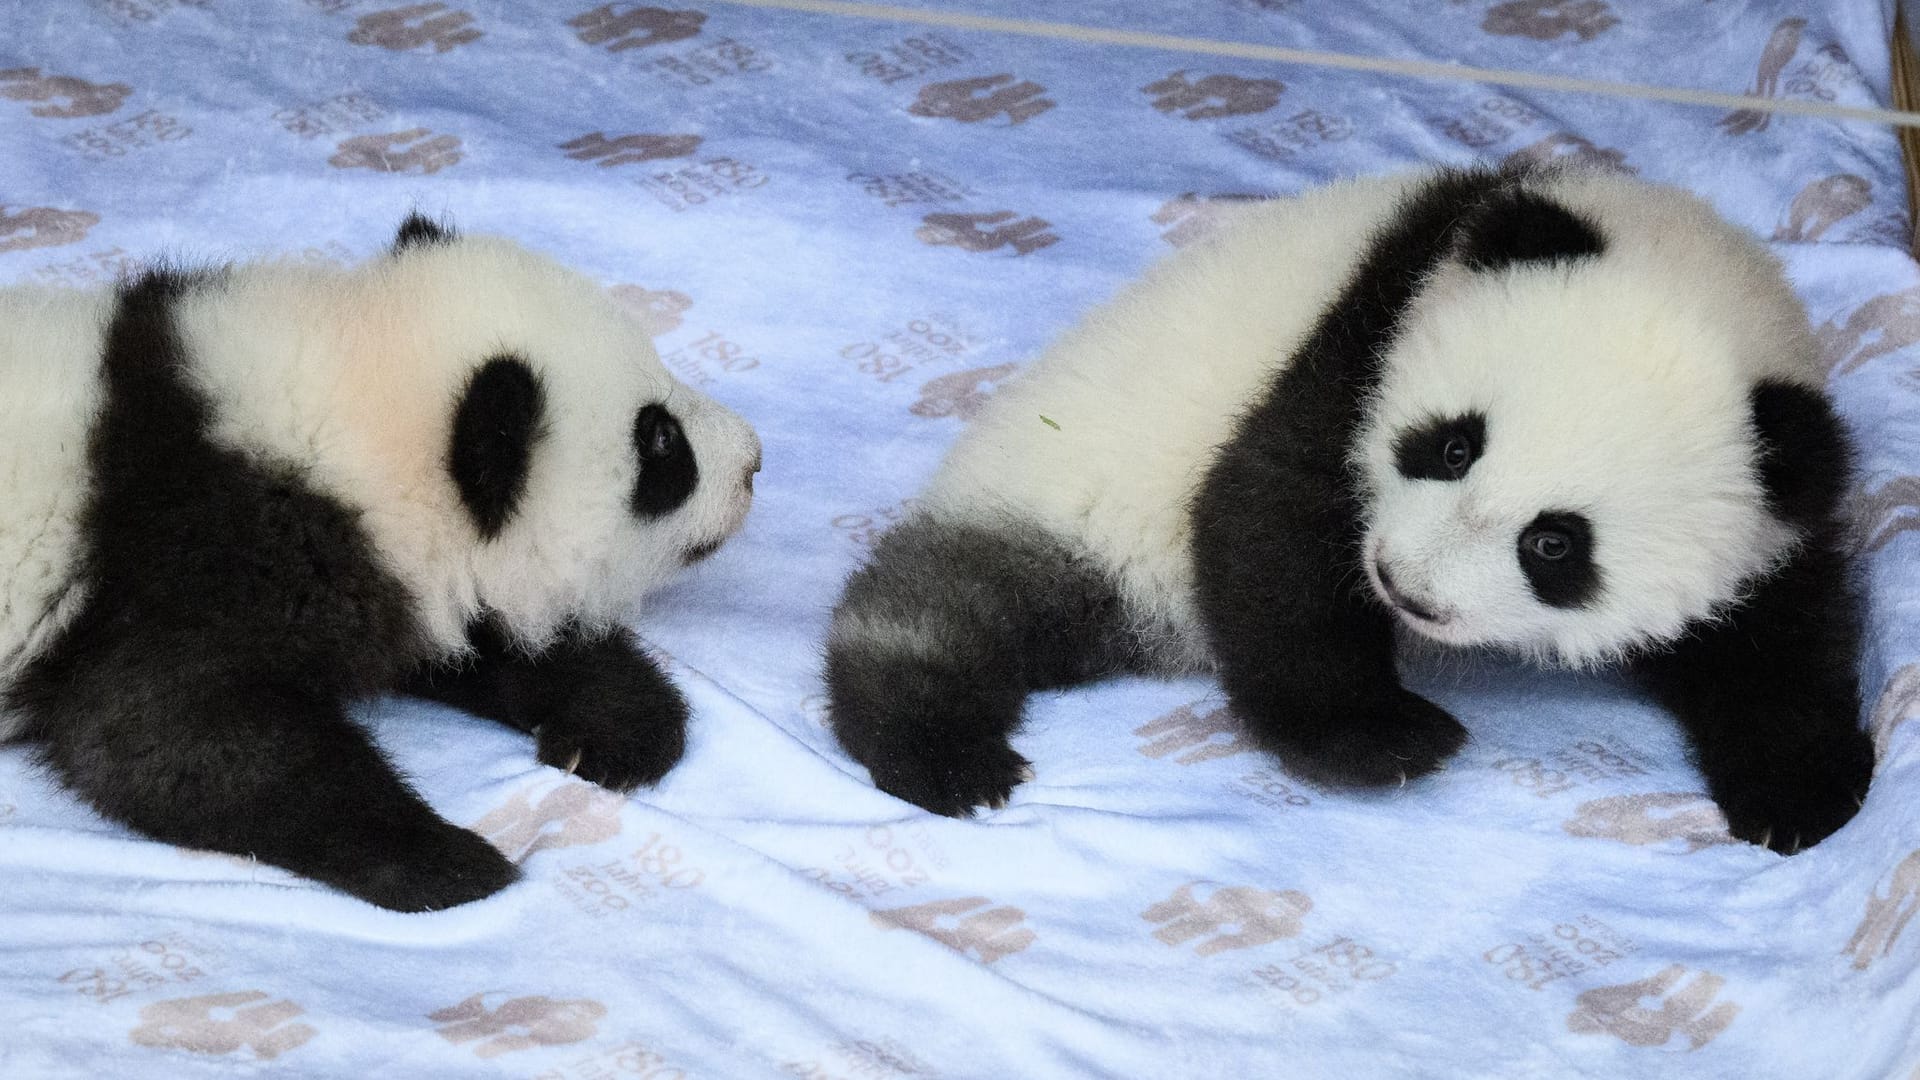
[1273, 689, 1468, 788]
[861, 730, 1033, 818]
[1711, 728, 1874, 854]
[537, 714, 686, 793]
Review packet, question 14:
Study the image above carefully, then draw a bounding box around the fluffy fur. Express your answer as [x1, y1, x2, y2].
[0, 217, 760, 909]
[827, 165, 1873, 854]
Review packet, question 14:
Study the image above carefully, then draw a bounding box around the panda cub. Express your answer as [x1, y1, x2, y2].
[0, 216, 761, 910]
[827, 165, 1874, 854]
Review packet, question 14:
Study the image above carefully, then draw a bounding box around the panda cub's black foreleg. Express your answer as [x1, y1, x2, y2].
[402, 618, 689, 792]
[1191, 449, 1468, 788]
[826, 518, 1142, 816]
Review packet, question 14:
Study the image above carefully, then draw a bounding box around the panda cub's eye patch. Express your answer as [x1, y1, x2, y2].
[1393, 412, 1487, 482]
[1518, 510, 1599, 608]
[632, 403, 700, 518]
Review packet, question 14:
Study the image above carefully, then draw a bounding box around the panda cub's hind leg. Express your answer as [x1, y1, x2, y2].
[403, 618, 690, 792]
[20, 665, 520, 912]
[826, 517, 1142, 816]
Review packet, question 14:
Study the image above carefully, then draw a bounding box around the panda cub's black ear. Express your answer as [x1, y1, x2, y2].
[1457, 187, 1605, 272]
[393, 212, 455, 253]
[450, 355, 546, 540]
[1750, 379, 1852, 527]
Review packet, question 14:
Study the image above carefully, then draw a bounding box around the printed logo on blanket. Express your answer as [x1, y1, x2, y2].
[1561, 793, 1732, 853]
[1141, 71, 1285, 122]
[129, 991, 318, 1061]
[1481, 1, 1620, 43]
[570, 3, 706, 53]
[871, 895, 1036, 964]
[1133, 703, 1256, 766]
[908, 75, 1055, 126]
[429, 993, 606, 1058]
[0, 205, 98, 254]
[1566, 965, 1740, 1050]
[347, 3, 484, 53]
[1846, 850, 1920, 970]
[1141, 882, 1312, 957]
[327, 128, 463, 174]
[0, 67, 131, 119]
[1819, 285, 1920, 376]
[471, 781, 626, 863]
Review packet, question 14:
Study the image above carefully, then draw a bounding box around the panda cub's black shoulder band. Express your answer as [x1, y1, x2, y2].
[1456, 186, 1605, 272]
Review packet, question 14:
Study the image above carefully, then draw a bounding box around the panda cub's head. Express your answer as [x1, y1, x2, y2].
[1352, 171, 1831, 668]
[373, 216, 760, 649]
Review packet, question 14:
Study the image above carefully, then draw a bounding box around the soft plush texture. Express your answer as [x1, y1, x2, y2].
[1, 2, 1917, 1078]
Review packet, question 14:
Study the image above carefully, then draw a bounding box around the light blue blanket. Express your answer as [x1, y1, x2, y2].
[2, 2, 1917, 1077]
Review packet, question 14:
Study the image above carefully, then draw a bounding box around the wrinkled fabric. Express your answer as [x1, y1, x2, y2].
[0, 2, 1916, 1077]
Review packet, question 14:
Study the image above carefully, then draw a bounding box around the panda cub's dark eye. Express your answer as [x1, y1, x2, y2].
[635, 405, 684, 460]
[632, 403, 700, 518]
[1526, 530, 1570, 560]
[1393, 412, 1487, 482]
[1517, 511, 1599, 609]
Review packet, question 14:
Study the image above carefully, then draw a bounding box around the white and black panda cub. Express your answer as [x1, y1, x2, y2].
[0, 216, 761, 910]
[827, 165, 1875, 854]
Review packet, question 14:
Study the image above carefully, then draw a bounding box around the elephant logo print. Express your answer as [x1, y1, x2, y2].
[908, 74, 1054, 125]
[328, 128, 463, 174]
[559, 131, 702, 166]
[1845, 850, 1920, 969]
[1141, 882, 1312, 957]
[0, 68, 131, 118]
[1718, 17, 1806, 135]
[347, 4, 484, 52]
[609, 284, 693, 337]
[429, 994, 606, 1058]
[0, 205, 99, 253]
[470, 781, 624, 862]
[1774, 174, 1872, 241]
[1855, 477, 1920, 555]
[916, 211, 1058, 255]
[1561, 793, 1731, 853]
[1567, 966, 1739, 1050]
[1133, 704, 1256, 765]
[571, 4, 706, 51]
[871, 896, 1036, 964]
[1151, 192, 1262, 247]
[1503, 132, 1632, 173]
[129, 991, 316, 1061]
[1817, 286, 1920, 376]
[1482, 1, 1619, 42]
[1868, 663, 1920, 753]
[909, 363, 1017, 421]
[1141, 71, 1284, 120]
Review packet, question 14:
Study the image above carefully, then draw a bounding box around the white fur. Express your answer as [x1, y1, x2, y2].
[925, 173, 1426, 668]
[924, 168, 1819, 671]
[0, 235, 759, 686]
[0, 288, 112, 713]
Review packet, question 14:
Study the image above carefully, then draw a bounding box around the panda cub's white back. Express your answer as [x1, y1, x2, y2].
[828, 165, 1874, 856]
[0, 216, 761, 911]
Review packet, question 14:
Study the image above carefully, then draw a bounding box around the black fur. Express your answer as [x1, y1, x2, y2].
[403, 618, 689, 792]
[826, 519, 1148, 816]
[1393, 412, 1487, 481]
[632, 403, 699, 518]
[1632, 380, 1872, 853]
[392, 213, 454, 251]
[1456, 186, 1605, 272]
[1517, 511, 1599, 608]
[7, 269, 520, 912]
[450, 355, 546, 540]
[1185, 169, 1524, 787]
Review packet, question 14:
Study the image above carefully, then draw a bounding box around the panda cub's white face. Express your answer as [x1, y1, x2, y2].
[1352, 256, 1801, 669]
